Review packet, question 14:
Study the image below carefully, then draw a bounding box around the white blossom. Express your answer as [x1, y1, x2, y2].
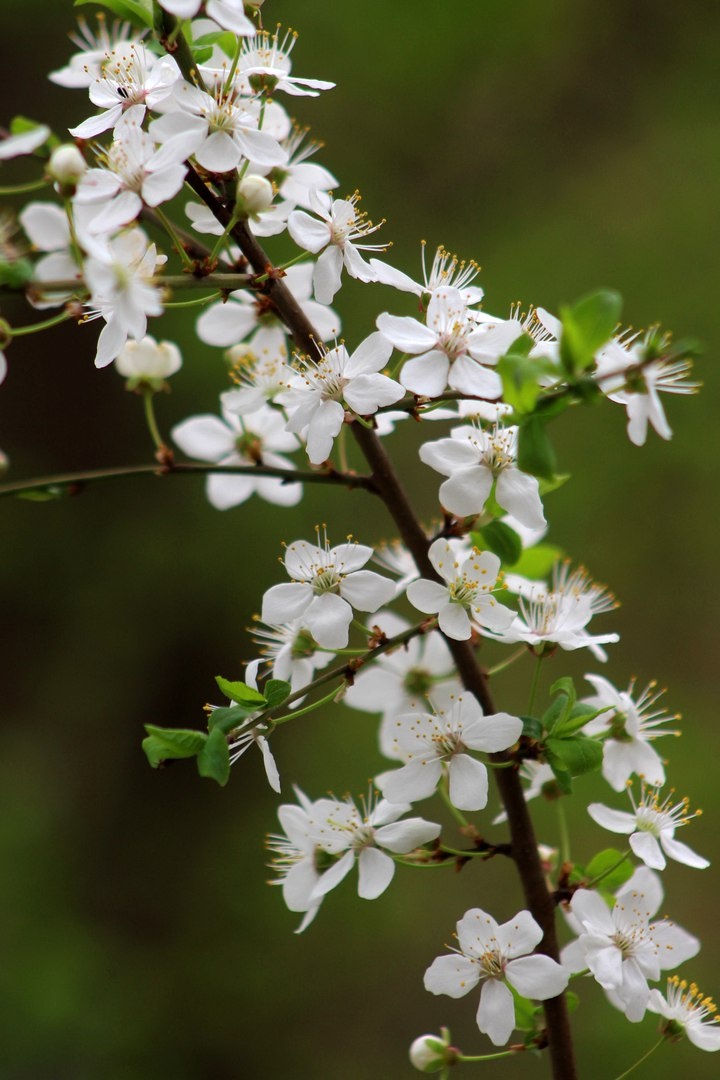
[406, 538, 514, 641]
[49, 17, 138, 89]
[377, 693, 523, 810]
[236, 27, 335, 98]
[115, 334, 182, 382]
[69, 44, 181, 139]
[266, 789, 325, 933]
[494, 561, 619, 660]
[424, 907, 568, 1045]
[171, 404, 301, 510]
[261, 532, 396, 649]
[419, 423, 546, 529]
[588, 783, 709, 872]
[648, 977, 720, 1052]
[282, 333, 404, 464]
[370, 242, 484, 306]
[581, 674, 680, 791]
[158, 0, 256, 35]
[288, 191, 386, 304]
[562, 875, 699, 1021]
[306, 792, 441, 902]
[83, 227, 166, 367]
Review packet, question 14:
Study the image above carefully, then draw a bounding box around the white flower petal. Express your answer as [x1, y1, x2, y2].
[357, 847, 395, 899]
[478, 979, 515, 1046]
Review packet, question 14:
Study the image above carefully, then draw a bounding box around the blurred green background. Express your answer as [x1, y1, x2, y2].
[1, 1, 719, 1076]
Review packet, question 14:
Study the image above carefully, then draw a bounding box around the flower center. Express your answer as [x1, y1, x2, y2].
[403, 667, 433, 698]
[479, 951, 505, 978]
[312, 567, 342, 595]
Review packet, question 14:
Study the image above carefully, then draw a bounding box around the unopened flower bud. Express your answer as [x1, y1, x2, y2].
[409, 1030, 459, 1073]
[48, 144, 86, 187]
[115, 335, 182, 391]
[236, 174, 274, 217]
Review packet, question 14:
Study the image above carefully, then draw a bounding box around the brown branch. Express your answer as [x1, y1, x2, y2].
[0, 461, 378, 500]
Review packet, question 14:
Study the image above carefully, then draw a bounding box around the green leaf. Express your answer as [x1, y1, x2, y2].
[545, 735, 603, 777]
[517, 417, 557, 480]
[537, 472, 569, 497]
[585, 848, 634, 893]
[142, 725, 207, 767]
[264, 679, 292, 709]
[196, 726, 230, 786]
[559, 289, 622, 374]
[552, 702, 607, 738]
[215, 676, 266, 707]
[510, 543, 563, 581]
[74, 0, 153, 28]
[9, 115, 47, 136]
[190, 46, 214, 64]
[541, 694, 568, 736]
[496, 333, 554, 414]
[206, 704, 255, 736]
[471, 522, 523, 567]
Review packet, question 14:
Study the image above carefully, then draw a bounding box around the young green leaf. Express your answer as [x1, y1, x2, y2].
[511, 543, 563, 581]
[264, 679, 292, 709]
[585, 848, 634, 892]
[196, 726, 230, 786]
[559, 289, 622, 374]
[142, 725, 207, 767]
[207, 704, 256, 736]
[517, 417, 557, 479]
[215, 676, 266, 707]
[471, 521, 523, 567]
[545, 735, 603, 777]
[74, 0, 153, 29]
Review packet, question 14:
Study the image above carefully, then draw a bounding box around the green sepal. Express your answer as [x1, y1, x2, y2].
[196, 725, 230, 786]
[585, 848, 634, 893]
[215, 676, 266, 707]
[559, 289, 622, 374]
[142, 724, 207, 767]
[517, 416, 557, 480]
[545, 735, 603, 777]
[497, 334, 559, 414]
[470, 522, 522, 567]
[509, 984, 537, 1032]
[537, 472, 569, 497]
[510, 543, 563, 581]
[74, 0, 153, 28]
[206, 704, 255, 736]
[264, 679, 292, 709]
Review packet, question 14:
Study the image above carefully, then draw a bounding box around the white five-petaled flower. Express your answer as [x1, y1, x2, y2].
[419, 423, 546, 529]
[19, 201, 81, 310]
[406, 538, 514, 641]
[305, 792, 441, 902]
[158, 0, 256, 35]
[249, 618, 331, 698]
[266, 125, 338, 211]
[49, 17, 138, 90]
[424, 907, 568, 1045]
[73, 106, 187, 238]
[196, 261, 339, 354]
[282, 332, 404, 464]
[287, 190, 386, 304]
[261, 532, 396, 649]
[562, 872, 700, 1021]
[171, 404, 301, 510]
[343, 611, 462, 759]
[376, 693, 523, 810]
[495, 561, 619, 660]
[595, 330, 699, 447]
[588, 783, 709, 872]
[376, 286, 504, 400]
[235, 27, 335, 98]
[370, 242, 485, 306]
[648, 977, 720, 1052]
[266, 787, 325, 933]
[83, 227, 166, 368]
[581, 674, 680, 791]
[150, 81, 286, 174]
[69, 44, 180, 139]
